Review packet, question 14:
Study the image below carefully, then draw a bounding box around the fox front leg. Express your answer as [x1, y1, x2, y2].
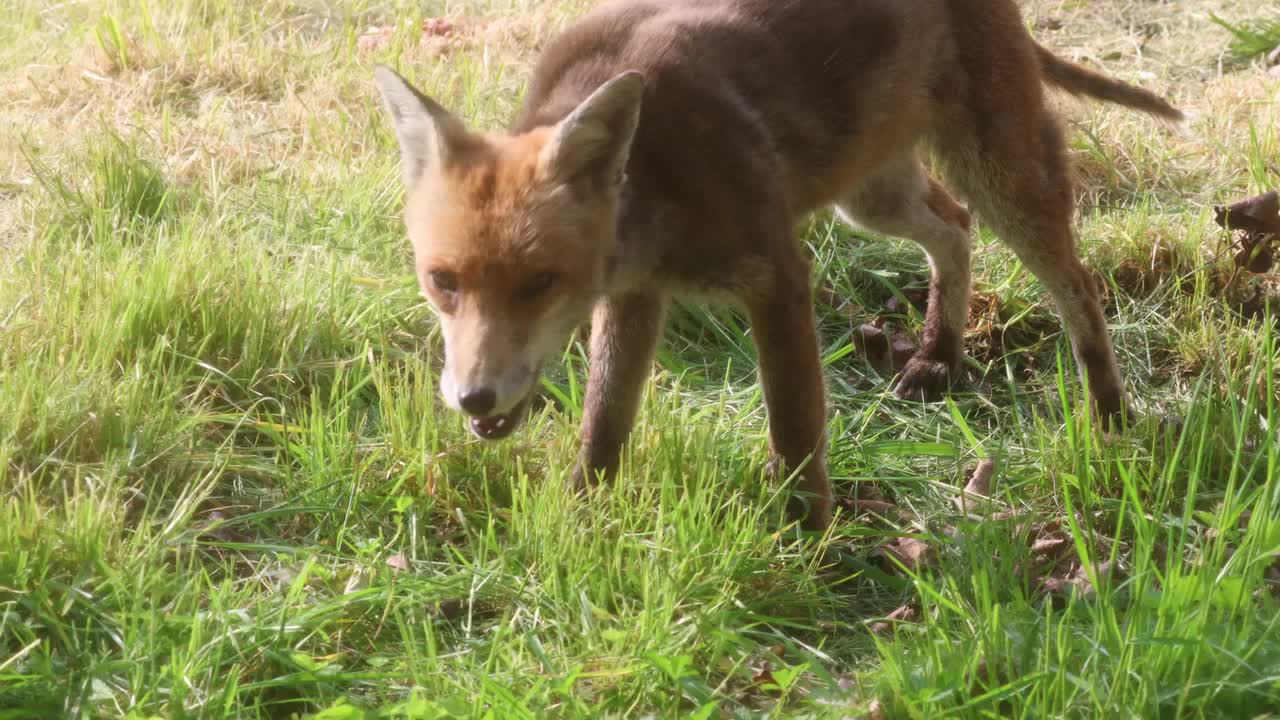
[571, 292, 667, 490]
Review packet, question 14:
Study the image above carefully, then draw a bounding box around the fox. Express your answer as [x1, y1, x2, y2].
[373, 0, 1183, 531]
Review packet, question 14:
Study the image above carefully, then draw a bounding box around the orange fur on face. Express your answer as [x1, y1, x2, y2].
[407, 128, 619, 413]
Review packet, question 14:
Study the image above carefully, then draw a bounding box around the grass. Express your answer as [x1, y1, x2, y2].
[1211, 12, 1280, 64]
[2, 0, 1280, 717]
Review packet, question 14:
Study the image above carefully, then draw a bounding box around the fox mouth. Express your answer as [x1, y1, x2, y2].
[468, 393, 532, 441]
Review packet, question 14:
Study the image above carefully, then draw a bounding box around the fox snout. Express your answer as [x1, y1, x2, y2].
[438, 358, 536, 418]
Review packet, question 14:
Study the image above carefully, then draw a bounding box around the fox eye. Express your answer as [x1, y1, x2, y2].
[520, 272, 556, 298]
[430, 271, 459, 294]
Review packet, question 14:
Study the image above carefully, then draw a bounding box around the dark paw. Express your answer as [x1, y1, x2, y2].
[893, 354, 958, 402]
[570, 460, 615, 494]
[1093, 399, 1137, 434]
[764, 457, 833, 532]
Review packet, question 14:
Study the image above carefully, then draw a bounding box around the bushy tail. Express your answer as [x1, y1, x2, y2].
[1035, 43, 1185, 122]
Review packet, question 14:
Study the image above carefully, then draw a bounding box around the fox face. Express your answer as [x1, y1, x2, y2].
[375, 67, 644, 440]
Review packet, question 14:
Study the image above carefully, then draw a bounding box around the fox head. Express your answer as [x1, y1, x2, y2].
[374, 66, 644, 440]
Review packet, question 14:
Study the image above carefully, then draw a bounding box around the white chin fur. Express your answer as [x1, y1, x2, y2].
[438, 368, 461, 411]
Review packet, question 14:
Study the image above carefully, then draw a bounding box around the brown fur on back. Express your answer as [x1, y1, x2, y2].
[515, 0, 945, 292]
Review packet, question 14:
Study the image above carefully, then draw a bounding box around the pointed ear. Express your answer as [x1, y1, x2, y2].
[540, 71, 644, 188]
[374, 65, 469, 186]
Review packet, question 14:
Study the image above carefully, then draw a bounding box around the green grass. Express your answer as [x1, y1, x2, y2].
[1211, 12, 1280, 64]
[3, 1, 1280, 717]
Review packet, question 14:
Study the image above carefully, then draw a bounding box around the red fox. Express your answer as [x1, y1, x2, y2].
[374, 0, 1183, 530]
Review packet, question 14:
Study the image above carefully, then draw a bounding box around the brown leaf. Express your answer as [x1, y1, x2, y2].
[855, 323, 892, 372]
[854, 483, 890, 504]
[422, 17, 455, 37]
[1039, 560, 1115, 599]
[1039, 571, 1074, 595]
[344, 569, 368, 594]
[357, 26, 394, 53]
[870, 604, 918, 636]
[839, 498, 898, 516]
[817, 281, 842, 307]
[868, 699, 888, 720]
[966, 459, 996, 496]
[876, 536, 934, 574]
[955, 459, 996, 511]
[891, 334, 918, 369]
[1071, 560, 1114, 597]
[1030, 535, 1069, 556]
[751, 663, 779, 693]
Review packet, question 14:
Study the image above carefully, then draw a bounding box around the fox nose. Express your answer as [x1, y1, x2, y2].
[458, 387, 497, 416]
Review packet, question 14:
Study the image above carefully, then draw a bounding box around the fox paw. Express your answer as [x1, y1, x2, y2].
[570, 460, 615, 493]
[893, 355, 958, 403]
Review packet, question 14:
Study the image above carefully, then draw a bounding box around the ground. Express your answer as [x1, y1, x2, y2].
[2, 1, 1280, 717]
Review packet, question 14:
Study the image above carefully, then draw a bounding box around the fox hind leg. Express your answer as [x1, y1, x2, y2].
[837, 156, 974, 401]
[934, 111, 1129, 422]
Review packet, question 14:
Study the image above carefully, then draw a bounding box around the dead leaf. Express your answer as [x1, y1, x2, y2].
[419, 17, 463, 53]
[422, 17, 455, 38]
[955, 459, 996, 511]
[855, 323, 892, 372]
[876, 536, 934, 574]
[752, 664, 776, 687]
[344, 569, 367, 594]
[1040, 560, 1114, 599]
[1072, 560, 1114, 597]
[357, 26, 394, 53]
[1214, 191, 1280, 273]
[386, 554, 410, 573]
[868, 698, 887, 720]
[891, 334, 918, 369]
[360, 19, 461, 55]
[869, 604, 918, 636]
[817, 281, 842, 307]
[838, 498, 897, 516]
[883, 289, 927, 316]
[1030, 535, 1069, 556]
[967, 459, 996, 495]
